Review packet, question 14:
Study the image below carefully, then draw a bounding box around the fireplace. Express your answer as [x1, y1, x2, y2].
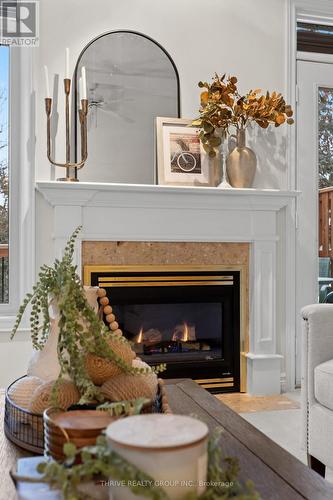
[84, 265, 243, 393]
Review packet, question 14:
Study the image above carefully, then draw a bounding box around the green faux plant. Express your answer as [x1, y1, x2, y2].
[97, 397, 151, 417]
[11, 226, 165, 404]
[25, 432, 259, 500]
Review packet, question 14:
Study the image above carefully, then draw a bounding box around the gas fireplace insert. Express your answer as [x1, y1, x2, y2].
[84, 265, 241, 393]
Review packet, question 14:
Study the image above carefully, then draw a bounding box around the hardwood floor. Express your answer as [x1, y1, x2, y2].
[216, 392, 300, 413]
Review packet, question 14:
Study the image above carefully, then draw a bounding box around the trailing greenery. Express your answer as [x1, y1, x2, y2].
[30, 432, 259, 500]
[192, 429, 259, 500]
[97, 397, 151, 417]
[11, 226, 165, 404]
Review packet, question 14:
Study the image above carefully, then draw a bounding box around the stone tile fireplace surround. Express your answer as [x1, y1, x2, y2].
[36, 181, 298, 395]
[82, 242, 248, 393]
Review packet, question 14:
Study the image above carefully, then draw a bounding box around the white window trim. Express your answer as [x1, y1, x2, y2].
[287, 1, 333, 191]
[288, 0, 333, 387]
[297, 51, 333, 64]
[0, 43, 35, 332]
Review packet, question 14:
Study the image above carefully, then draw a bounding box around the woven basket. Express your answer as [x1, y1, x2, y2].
[4, 376, 44, 454]
[4, 376, 170, 454]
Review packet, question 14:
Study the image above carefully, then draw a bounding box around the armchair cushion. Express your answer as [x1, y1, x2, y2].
[315, 359, 333, 411]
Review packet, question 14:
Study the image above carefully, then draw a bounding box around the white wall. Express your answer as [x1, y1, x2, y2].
[2, 0, 291, 387]
[34, 0, 289, 188]
[0, 333, 32, 387]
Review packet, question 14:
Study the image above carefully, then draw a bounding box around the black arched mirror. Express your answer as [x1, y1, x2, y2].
[74, 31, 180, 184]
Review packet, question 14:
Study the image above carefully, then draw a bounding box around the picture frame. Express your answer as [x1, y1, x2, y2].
[155, 117, 218, 186]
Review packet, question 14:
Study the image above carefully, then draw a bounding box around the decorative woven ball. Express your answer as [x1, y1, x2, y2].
[30, 380, 80, 415]
[85, 337, 136, 385]
[8, 376, 43, 410]
[101, 358, 158, 402]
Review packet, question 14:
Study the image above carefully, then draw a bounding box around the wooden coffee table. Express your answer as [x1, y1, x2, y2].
[163, 379, 333, 500]
[4, 380, 333, 499]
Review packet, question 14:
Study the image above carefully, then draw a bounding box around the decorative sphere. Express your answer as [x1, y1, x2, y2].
[99, 297, 109, 306]
[106, 313, 115, 323]
[103, 305, 113, 315]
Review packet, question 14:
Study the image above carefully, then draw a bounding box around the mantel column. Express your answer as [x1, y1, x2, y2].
[246, 239, 283, 395]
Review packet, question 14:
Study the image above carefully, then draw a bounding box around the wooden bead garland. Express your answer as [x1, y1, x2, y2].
[98, 288, 124, 338]
[106, 313, 115, 323]
[103, 305, 113, 315]
[87, 285, 136, 386]
[113, 329, 123, 337]
[99, 296, 109, 306]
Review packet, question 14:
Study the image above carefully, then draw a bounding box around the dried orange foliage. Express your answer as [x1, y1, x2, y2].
[192, 74, 294, 157]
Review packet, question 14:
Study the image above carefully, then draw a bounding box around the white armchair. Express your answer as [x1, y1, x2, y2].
[301, 304, 333, 477]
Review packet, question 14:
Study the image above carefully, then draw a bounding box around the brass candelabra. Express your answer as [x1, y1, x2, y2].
[45, 78, 88, 182]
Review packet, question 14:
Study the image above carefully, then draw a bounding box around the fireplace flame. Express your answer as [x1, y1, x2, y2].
[136, 327, 143, 344]
[171, 322, 191, 342]
[182, 322, 189, 342]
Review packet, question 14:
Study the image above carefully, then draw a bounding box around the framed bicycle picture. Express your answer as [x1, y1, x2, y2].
[155, 117, 217, 186]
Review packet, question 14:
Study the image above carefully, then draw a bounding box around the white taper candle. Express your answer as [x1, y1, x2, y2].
[78, 77, 83, 108]
[44, 65, 50, 98]
[65, 48, 70, 79]
[81, 66, 87, 100]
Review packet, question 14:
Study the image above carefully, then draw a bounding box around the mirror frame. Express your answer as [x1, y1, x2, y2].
[73, 30, 181, 174]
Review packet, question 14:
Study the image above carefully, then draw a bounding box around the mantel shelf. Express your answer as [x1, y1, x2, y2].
[36, 181, 299, 211]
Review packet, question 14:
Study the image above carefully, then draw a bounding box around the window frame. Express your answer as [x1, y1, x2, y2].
[288, 0, 333, 388]
[297, 21, 333, 54]
[0, 40, 35, 330]
[0, 44, 10, 304]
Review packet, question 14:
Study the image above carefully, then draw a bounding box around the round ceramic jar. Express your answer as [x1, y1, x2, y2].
[106, 414, 209, 500]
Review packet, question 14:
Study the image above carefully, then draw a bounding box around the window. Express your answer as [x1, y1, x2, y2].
[297, 22, 333, 54]
[318, 87, 333, 188]
[0, 22, 35, 328]
[0, 45, 9, 303]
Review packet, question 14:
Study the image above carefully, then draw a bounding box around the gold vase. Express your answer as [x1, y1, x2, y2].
[226, 128, 256, 188]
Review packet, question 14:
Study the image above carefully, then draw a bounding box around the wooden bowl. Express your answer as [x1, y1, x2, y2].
[45, 421, 105, 439]
[44, 408, 116, 461]
[45, 408, 115, 434]
[44, 437, 99, 458]
[44, 432, 98, 450]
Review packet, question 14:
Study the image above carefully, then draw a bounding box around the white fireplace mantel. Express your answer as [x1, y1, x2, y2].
[36, 181, 299, 395]
[36, 181, 297, 209]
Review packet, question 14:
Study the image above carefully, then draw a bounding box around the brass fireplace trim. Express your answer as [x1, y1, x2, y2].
[97, 274, 234, 287]
[98, 275, 234, 281]
[195, 377, 235, 390]
[201, 383, 234, 389]
[99, 281, 234, 287]
[83, 264, 248, 392]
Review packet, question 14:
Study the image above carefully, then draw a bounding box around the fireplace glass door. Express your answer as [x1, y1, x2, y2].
[85, 266, 241, 392]
[113, 301, 223, 363]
